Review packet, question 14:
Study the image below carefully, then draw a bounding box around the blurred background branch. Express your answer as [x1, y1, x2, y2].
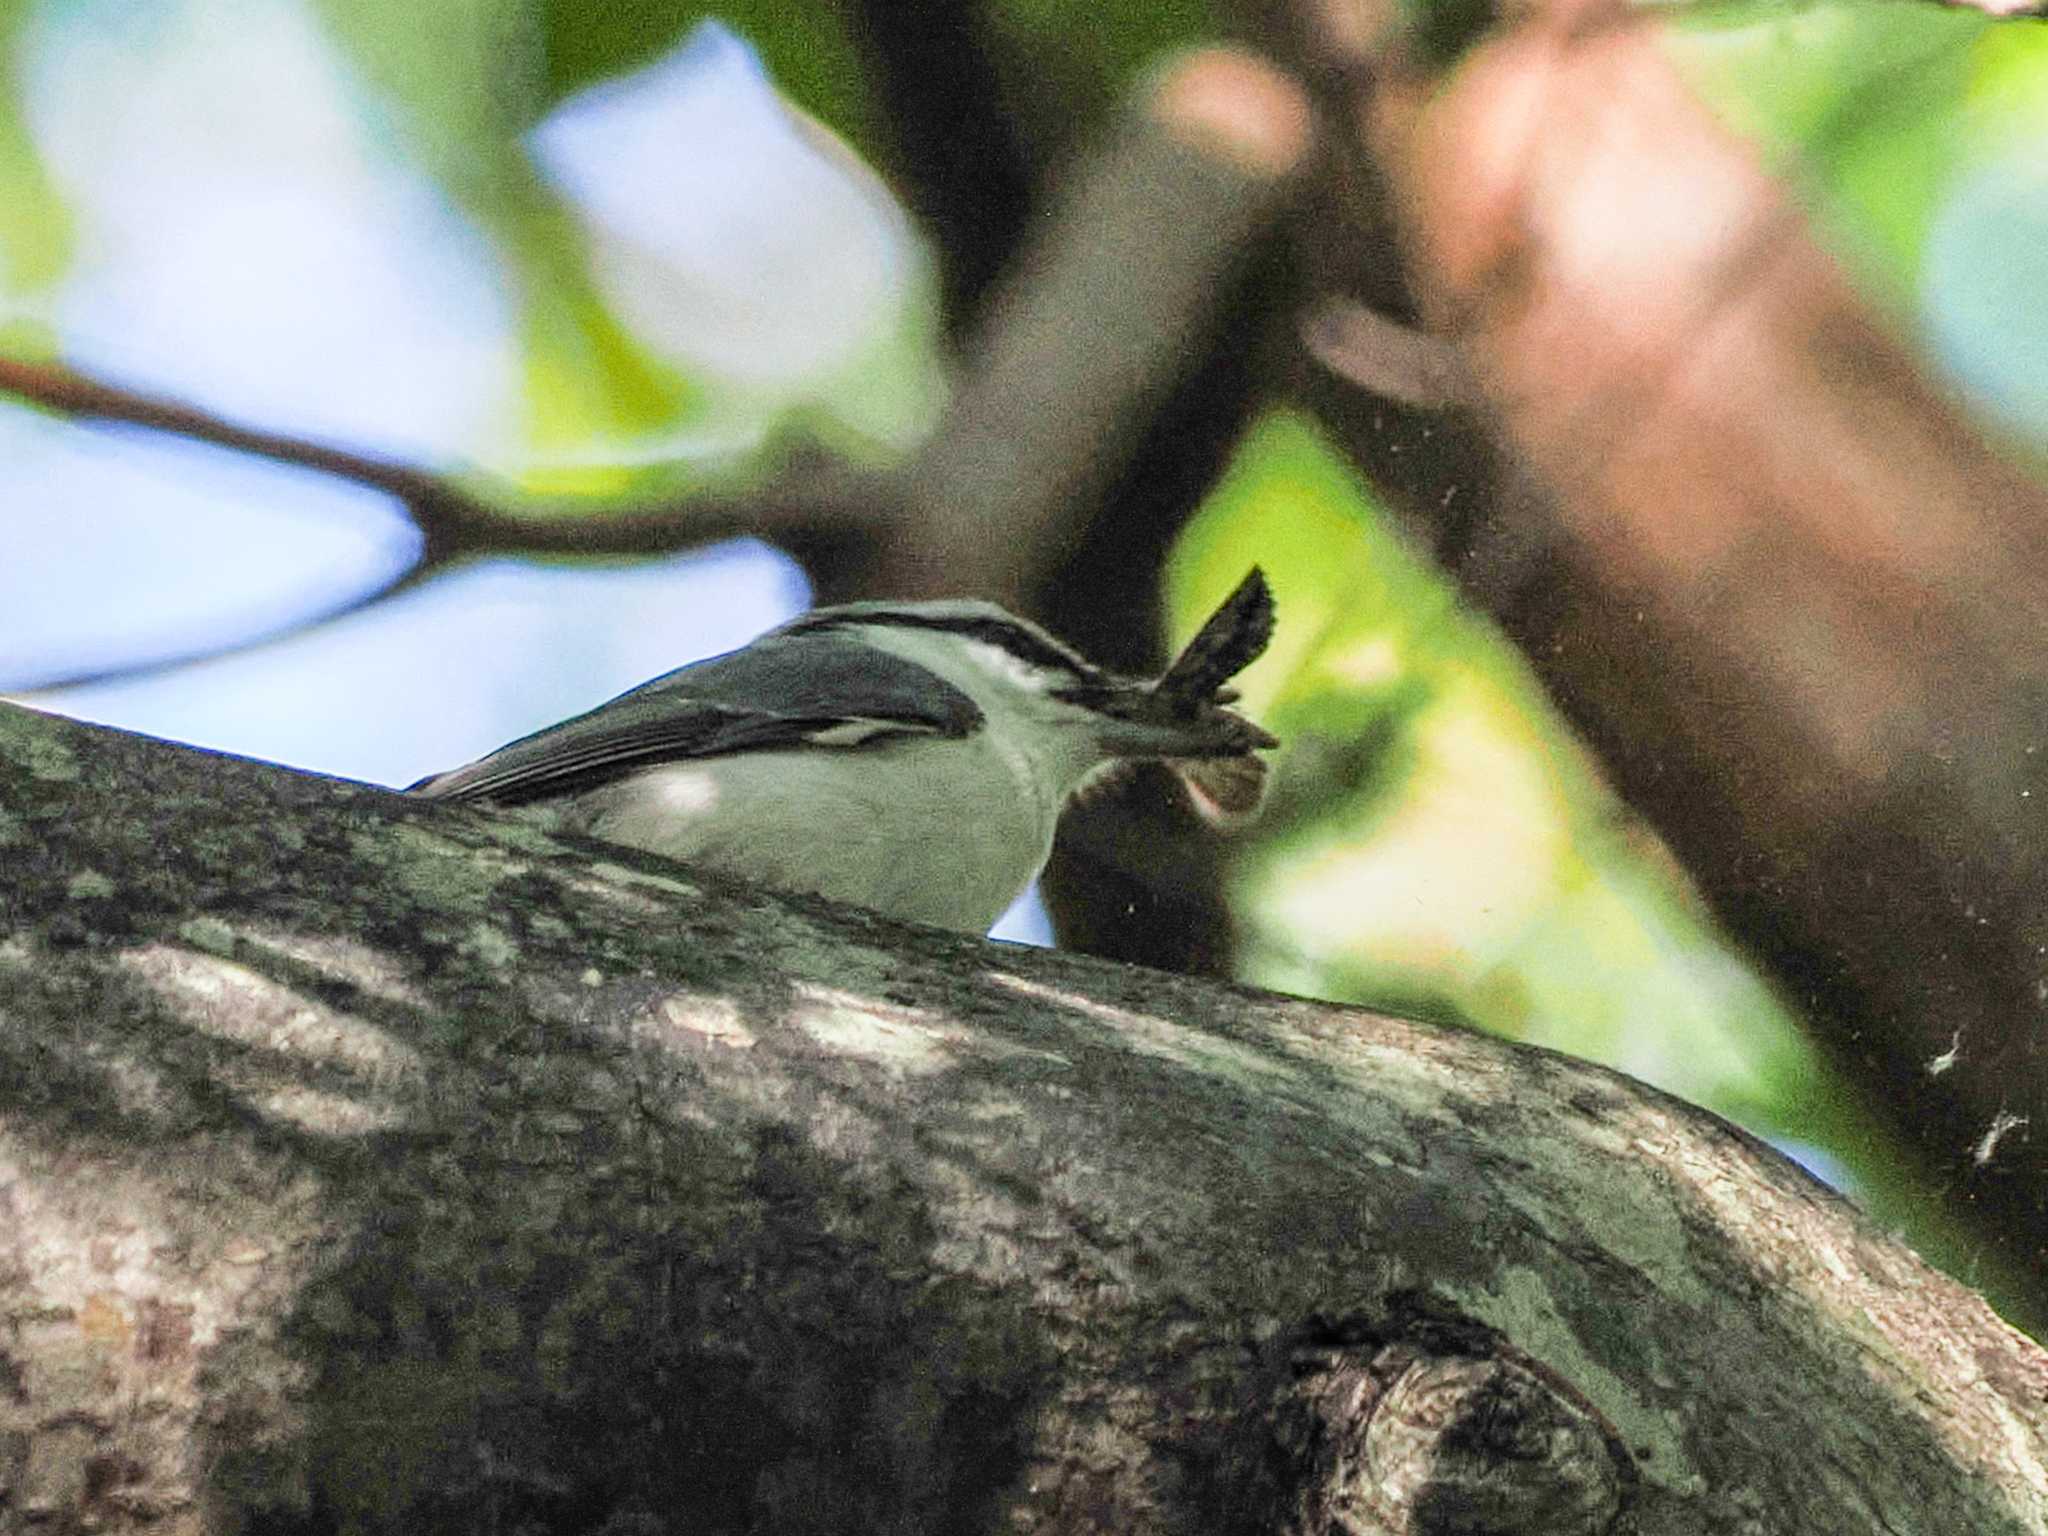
[1270, 0, 2048, 1312]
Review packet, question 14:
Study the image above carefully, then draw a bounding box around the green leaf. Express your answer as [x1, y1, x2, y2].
[0, 0, 75, 292]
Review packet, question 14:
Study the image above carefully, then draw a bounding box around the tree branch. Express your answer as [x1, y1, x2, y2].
[3, 700, 2045, 1530]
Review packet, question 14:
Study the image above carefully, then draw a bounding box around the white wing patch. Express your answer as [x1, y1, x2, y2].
[650, 766, 722, 816]
[959, 637, 1054, 694]
[805, 718, 921, 747]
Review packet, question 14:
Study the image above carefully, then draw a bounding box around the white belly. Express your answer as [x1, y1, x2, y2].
[548, 735, 1057, 932]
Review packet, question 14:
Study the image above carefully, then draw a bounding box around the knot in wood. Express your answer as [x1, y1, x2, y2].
[1283, 1339, 1630, 1535]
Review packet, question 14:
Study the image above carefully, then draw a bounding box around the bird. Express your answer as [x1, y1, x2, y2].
[410, 570, 1278, 932]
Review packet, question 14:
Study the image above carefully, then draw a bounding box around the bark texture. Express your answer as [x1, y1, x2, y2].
[2, 702, 2045, 1534]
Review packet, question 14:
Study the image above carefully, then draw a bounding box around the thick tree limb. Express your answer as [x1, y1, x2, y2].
[2, 701, 2044, 1531]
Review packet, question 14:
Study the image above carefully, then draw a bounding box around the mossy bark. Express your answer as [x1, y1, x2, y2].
[2, 701, 2043, 1534]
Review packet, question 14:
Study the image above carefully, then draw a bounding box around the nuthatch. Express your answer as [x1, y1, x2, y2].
[412, 571, 1277, 931]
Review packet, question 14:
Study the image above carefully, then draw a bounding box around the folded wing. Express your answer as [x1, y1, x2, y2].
[409, 634, 985, 805]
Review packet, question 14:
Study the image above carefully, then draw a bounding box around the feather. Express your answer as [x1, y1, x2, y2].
[410, 635, 981, 805]
[1153, 568, 1276, 709]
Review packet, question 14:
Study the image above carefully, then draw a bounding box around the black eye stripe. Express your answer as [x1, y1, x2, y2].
[791, 611, 1106, 683]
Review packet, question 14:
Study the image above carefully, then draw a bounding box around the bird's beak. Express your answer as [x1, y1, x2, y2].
[1063, 677, 1277, 761]
[1060, 566, 1281, 824]
[1065, 682, 1275, 825]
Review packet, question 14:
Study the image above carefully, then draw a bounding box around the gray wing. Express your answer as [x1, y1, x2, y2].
[409, 632, 983, 805]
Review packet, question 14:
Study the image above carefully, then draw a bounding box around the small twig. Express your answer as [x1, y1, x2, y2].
[0, 354, 883, 692]
[5, 564, 440, 696]
[0, 355, 875, 561]
[0, 354, 457, 524]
